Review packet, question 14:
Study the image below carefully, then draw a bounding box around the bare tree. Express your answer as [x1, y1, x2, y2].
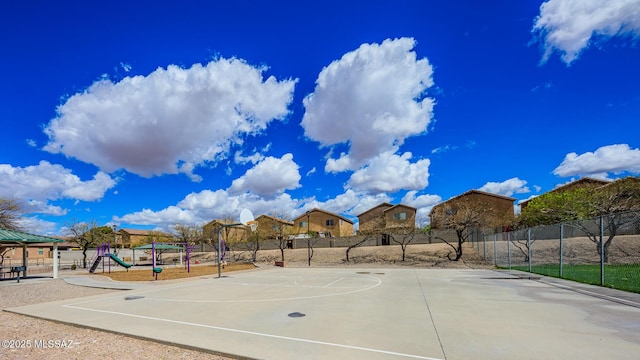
[346, 210, 387, 262]
[0, 199, 24, 265]
[434, 198, 495, 261]
[345, 235, 370, 262]
[174, 224, 204, 246]
[258, 214, 295, 262]
[306, 234, 322, 265]
[389, 226, 419, 261]
[0, 198, 22, 230]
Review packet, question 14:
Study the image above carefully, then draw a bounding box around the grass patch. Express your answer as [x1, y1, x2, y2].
[90, 263, 256, 281]
[507, 264, 640, 293]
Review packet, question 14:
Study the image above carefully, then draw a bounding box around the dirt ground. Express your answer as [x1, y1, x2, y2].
[93, 262, 256, 281]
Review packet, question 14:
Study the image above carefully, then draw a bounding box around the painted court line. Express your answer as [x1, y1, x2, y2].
[323, 277, 345, 287]
[61, 304, 442, 360]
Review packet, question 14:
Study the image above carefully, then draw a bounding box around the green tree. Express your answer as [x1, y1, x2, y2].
[520, 178, 640, 262]
[68, 220, 114, 268]
[519, 188, 592, 227]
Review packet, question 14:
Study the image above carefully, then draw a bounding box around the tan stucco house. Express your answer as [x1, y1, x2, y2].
[292, 208, 354, 237]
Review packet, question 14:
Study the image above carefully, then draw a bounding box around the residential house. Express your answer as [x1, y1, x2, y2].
[429, 190, 515, 230]
[255, 215, 294, 240]
[119, 228, 173, 248]
[202, 219, 250, 245]
[357, 203, 417, 234]
[519, 177, 610, 210]
[292, 208, 354, 237]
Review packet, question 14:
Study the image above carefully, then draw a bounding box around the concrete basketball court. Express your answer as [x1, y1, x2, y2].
[7, 267, 640, 359]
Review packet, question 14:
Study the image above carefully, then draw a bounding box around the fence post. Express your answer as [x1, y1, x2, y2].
[559, 223, 564, 278]
[493, 233, 497, 266]
[527, 228, 532, 273]
[507, 232, 511, 269]
[483, 233, 486, 260]
[600, 215, 604, 286]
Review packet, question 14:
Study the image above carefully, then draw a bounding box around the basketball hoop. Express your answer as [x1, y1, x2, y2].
[247, 220, 258, 232]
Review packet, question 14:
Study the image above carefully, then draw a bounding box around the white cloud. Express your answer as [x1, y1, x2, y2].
[533, 0, 640, 64]
[116, 206, 198, 226]
[43, 58, 297, 180]
[16, 216, 60, 236]
[117, 190, 302, 227]
[401, 190, 442, 226]
[234, 150, 265, 165]
[301, 37, 435, 172]
[24, 200, 68, 216]
[478, 177, 531, 197]
[553, 144, 640, 177]
[0, 161, 117, 203]
[228, 153, 301, 197]
[120, 62, 132, 72]
[431, 145, 457, 154]
[347, 152, 430, 193]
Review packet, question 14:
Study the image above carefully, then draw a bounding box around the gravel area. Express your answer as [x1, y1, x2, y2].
[0, 279, 234, 360]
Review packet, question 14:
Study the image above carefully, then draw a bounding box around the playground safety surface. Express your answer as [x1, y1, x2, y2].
[6, 268, 640, 360]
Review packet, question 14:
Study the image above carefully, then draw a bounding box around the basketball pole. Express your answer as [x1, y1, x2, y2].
[217, 209, 255, 279]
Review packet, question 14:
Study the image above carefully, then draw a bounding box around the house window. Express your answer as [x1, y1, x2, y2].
[38, 248, 44, 255]
[326, 219, 334, 226]
[394, 212, 407, 221]
[300, 221, 307, 228]
[445, 208, 458, 216]
[272, 225, 279, 231]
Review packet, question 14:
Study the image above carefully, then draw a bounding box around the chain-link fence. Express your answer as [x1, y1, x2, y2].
[473, 210, 640, 293]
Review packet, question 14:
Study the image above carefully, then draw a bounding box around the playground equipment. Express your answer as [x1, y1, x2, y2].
[89, 243, 132, 273]
[148, 241, 193, 280]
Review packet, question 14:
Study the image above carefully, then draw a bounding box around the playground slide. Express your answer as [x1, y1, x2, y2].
[109, 253, 132, 269]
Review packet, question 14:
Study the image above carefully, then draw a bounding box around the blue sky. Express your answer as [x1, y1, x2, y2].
[2, 0, 640, 235]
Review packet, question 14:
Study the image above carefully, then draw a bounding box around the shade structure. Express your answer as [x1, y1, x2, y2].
[0, 228, 63, 279]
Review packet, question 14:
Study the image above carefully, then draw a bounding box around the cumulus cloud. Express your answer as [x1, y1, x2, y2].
[16, 216, 60, 236]
[24, 200, 68, 216]
[43, 58, 297, 180]
[228, 153, 301, 197]
[553, 144, 640, 177]
[347, 152, 430, 193]
[533, 0, 640, 64]
[0, 161, 117, 203]
[478, 177, 531, 197]
[117, 189, 301, 227]
[401, 190, 442, 226]
[301, 37, 435, 172]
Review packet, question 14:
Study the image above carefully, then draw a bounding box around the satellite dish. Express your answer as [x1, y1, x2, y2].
[239, 208, 255, 225]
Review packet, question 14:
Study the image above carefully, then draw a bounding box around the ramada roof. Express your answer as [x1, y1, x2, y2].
[0, 228, 63, 244]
